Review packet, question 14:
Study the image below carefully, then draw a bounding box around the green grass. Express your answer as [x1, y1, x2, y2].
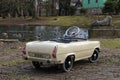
[48, 16, 92, 27]
[90, 38, 120, 48]
[0, 59, 25, 66]
[100, 38, 120, 48]
[113, 20, 120, 26]
[0, 16, 92, 27]
[0, 15, 120, 28]
[107, 61, 120, 65]
[0, 16, 32, 20]
[10, 74, 31, 80]
[0, 41, 24, 55]
[0, 49, 21, 55]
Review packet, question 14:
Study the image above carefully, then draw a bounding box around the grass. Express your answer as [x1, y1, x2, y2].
[113, 20, 120, 26]
[107, 61, 120, 65]
[0, 15, 120, 28]
[0, 16, 92, 27]
[10, 75, 31, 80]
[0, 49, 21, 55]
[90, 38, 120, 48]
[0, 59, 25, 66]
[100, 38, 120, 48]
[0, 41, 24, 55]
[0, 16, 32, 20]
[48, 16, 92, 27]
[2, 73, 31, 80]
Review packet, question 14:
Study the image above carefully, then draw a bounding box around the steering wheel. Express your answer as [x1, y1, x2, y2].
[64, 26, 80, 38]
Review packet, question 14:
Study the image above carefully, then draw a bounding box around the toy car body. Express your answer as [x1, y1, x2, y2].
[22, 27, 100, 72]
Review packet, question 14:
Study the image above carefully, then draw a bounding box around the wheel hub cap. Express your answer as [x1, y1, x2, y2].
[94, 54, 97, 57]
[68, 61, 71, 65]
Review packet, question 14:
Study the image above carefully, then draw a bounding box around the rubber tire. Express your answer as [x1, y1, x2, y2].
[32, 61, 41, 69]
[62, 56, 74, 72]
[89, 49, 99, 63]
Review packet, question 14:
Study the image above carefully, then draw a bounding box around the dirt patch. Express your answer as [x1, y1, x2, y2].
[0, 48, 120, 80]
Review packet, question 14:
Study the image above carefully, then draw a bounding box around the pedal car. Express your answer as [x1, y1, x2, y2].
[22, 26, 100, 72]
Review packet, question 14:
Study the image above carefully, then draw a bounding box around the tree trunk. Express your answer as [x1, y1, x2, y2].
[8, 13, 11, 18]
[21, 9, 24, 19]
[32, 0, 39, 19]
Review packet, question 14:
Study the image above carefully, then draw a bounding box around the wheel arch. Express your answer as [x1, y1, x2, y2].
[64, 53, 75, 62]
[89, 47, 100, 63]
[94, 47, 100, 52]
[61, 53, 75, 72]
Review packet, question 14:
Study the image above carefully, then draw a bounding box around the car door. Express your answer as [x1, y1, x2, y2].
[74, 41, 93, 61]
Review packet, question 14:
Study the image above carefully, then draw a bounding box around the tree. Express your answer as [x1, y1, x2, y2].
[0, 0, 33, 18]
[103, 0, 120, 14]
[0, 0, 72, 18]
[31, 0, 39, 19]
[59, 0, 71, 16]
[115, 0, 120, 14]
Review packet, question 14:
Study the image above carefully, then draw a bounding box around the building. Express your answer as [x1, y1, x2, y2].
[82, 0, 106, 8]
[82, 0, 107, 14]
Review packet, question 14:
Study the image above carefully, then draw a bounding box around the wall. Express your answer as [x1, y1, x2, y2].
[82, 0, 106, 8]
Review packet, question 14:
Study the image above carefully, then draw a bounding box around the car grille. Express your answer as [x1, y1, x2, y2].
[28, 52, 51, 59]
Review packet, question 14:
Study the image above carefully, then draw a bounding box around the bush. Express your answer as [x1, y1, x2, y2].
[69, 6, 76, 15]
[103, 0, 120, 14]
[80, 8, 88, 15]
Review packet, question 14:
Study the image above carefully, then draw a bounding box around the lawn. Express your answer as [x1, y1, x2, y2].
[0, 15, 120, 28]
[100, 38, 120, 48]
[90, 38, 120, 48]
[48, 16, 92, 27]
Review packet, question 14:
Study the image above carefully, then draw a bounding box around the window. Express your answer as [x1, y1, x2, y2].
[88, 0, 90, 4]
[96, 0, 98, 3]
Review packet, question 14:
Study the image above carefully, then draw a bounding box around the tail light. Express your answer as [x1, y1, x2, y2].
[52, 46, 57, 58]
[22, 46, 26, 54]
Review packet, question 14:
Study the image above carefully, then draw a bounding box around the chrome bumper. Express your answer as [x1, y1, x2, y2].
[23, 55, 61, 64]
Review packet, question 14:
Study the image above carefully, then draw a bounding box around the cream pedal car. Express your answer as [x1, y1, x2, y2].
[22, 26, 100, 72]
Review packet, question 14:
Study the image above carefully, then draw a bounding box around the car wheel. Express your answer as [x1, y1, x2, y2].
[32, 61, 41, 69]
[89, 49, 99, 63]
[62, 56, 74, 72]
